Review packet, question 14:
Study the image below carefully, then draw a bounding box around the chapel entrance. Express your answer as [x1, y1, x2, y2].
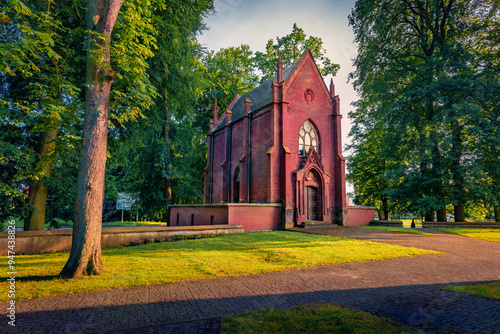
[306, 186, 321, 220]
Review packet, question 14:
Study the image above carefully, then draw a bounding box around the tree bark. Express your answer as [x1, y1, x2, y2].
[381, 195, 389, 221]
[494, 204, 500, 223]
[454, 204, 465, 222]
[60, 0, 123, 278]
[451, 120, 465, 223]
[436, 208, 446, 222]
[25, 128, 58, 231]
[377, 210, 386, 220]
[425, 211, 435, 222]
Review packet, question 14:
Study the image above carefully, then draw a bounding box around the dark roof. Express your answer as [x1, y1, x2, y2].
[211, 51, 304, 133]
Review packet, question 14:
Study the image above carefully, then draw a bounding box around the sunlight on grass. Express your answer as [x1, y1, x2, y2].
[222, 304, 422, 334]
[433, 228, 500, 242]
[446, 282, 500, 299]
[0, 231, 440, 301]
[361, 226, 432, 235]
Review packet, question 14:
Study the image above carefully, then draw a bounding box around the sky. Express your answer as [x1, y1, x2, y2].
[196, 0, 359, 154]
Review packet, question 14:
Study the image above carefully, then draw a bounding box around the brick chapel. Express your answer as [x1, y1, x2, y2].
[202, 49, 348, 229]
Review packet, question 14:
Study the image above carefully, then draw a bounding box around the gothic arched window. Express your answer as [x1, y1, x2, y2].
[299, 121, 318, 156]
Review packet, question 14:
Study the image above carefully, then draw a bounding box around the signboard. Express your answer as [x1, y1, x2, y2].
[116, 192, 137, 211]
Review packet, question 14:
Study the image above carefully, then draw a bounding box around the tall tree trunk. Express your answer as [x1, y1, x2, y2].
[381, 195, 389, 221]
[163, 92, 170, 223]
[454, 204, 465, 222]
[436, 208, 446, 222]
[60, 0, 123, 278]
[451, 120, 465, 223]
[425, 211, 435, 222]
[377, 209, 386, 220]
[25, 128, 58, 231]
[494, 204, 500, 223]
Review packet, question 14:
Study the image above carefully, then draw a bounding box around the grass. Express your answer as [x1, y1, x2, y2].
[222, 304, 422, 334]
[361, 226, 432, 235]
[446, 282, 500, 299]
[0, 231, 439, 302]
[433, 228, 500, 242]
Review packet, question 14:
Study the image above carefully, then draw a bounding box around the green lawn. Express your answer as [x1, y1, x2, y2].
[446, 282, 500, 299]
[222, 304, 422, 334]
[361, 226, 432, 235]
[0, 231, 439, 301]
[433, 228, 500, 242]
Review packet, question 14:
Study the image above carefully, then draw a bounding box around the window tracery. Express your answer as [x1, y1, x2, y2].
[299, 121, 318, 156]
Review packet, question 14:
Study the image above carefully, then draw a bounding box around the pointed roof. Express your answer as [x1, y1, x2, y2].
[211, 49, 321, 133]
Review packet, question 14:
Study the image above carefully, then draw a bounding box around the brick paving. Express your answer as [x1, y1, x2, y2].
[1, 227, 499, 333]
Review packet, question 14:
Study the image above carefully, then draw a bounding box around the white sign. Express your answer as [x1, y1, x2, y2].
[116, 193, 137, 211]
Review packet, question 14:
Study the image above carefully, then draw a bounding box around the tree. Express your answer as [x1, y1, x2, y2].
[0, 0, 85, 229]
[254, 23, 339, 83]
[110, 0, 214, 221]
[347, 120, 392, 220]
[60, 0, 124, 278]
[348, 0, 499, 221]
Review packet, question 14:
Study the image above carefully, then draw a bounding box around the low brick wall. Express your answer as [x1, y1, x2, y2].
[169, 203, 281, 232]
[0, 225, 244, 255]
[369, 220, 404, 227]
[347, 206, 376, 226]
[423, 222, 500, 228]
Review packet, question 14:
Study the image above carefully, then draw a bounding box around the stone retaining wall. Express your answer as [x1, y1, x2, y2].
[0, 225, 244, 255]
[369, 220, 404, 227]
[423, 222, 500, 228]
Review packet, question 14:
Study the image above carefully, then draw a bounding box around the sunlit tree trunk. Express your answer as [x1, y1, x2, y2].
[60, 0, 123, 278]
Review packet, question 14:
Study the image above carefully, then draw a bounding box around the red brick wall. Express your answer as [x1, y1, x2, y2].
[211, 130, 227, 203]
[230, 121, 246, 203]
[249, 109, 272, 202]
[282, 57, 341, 223]
[228, 205, 281, 231]
[347, 206, 375, 226]
[169, 204, 281, 232]
[170, 205, 229, 226]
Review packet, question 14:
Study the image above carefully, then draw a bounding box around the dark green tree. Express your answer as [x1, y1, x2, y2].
[109, 0, 214, 221]
[348, 0, 499, 221]
[0, 0, 85, 229]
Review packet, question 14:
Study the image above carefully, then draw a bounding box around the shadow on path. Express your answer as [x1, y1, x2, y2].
[2, 281, 499, 334]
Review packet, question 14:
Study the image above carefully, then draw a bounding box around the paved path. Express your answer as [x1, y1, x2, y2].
[1, 228, 499, 333]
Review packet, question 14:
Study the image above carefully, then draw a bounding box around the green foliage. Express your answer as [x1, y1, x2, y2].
[348, 1, 500, 217]
[109, 0, 214, 221]
[0, 140, 34, 221]
[254, 23, 340, 83]
[0, 0, 86, 227]
[201, 44, 259, 114]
